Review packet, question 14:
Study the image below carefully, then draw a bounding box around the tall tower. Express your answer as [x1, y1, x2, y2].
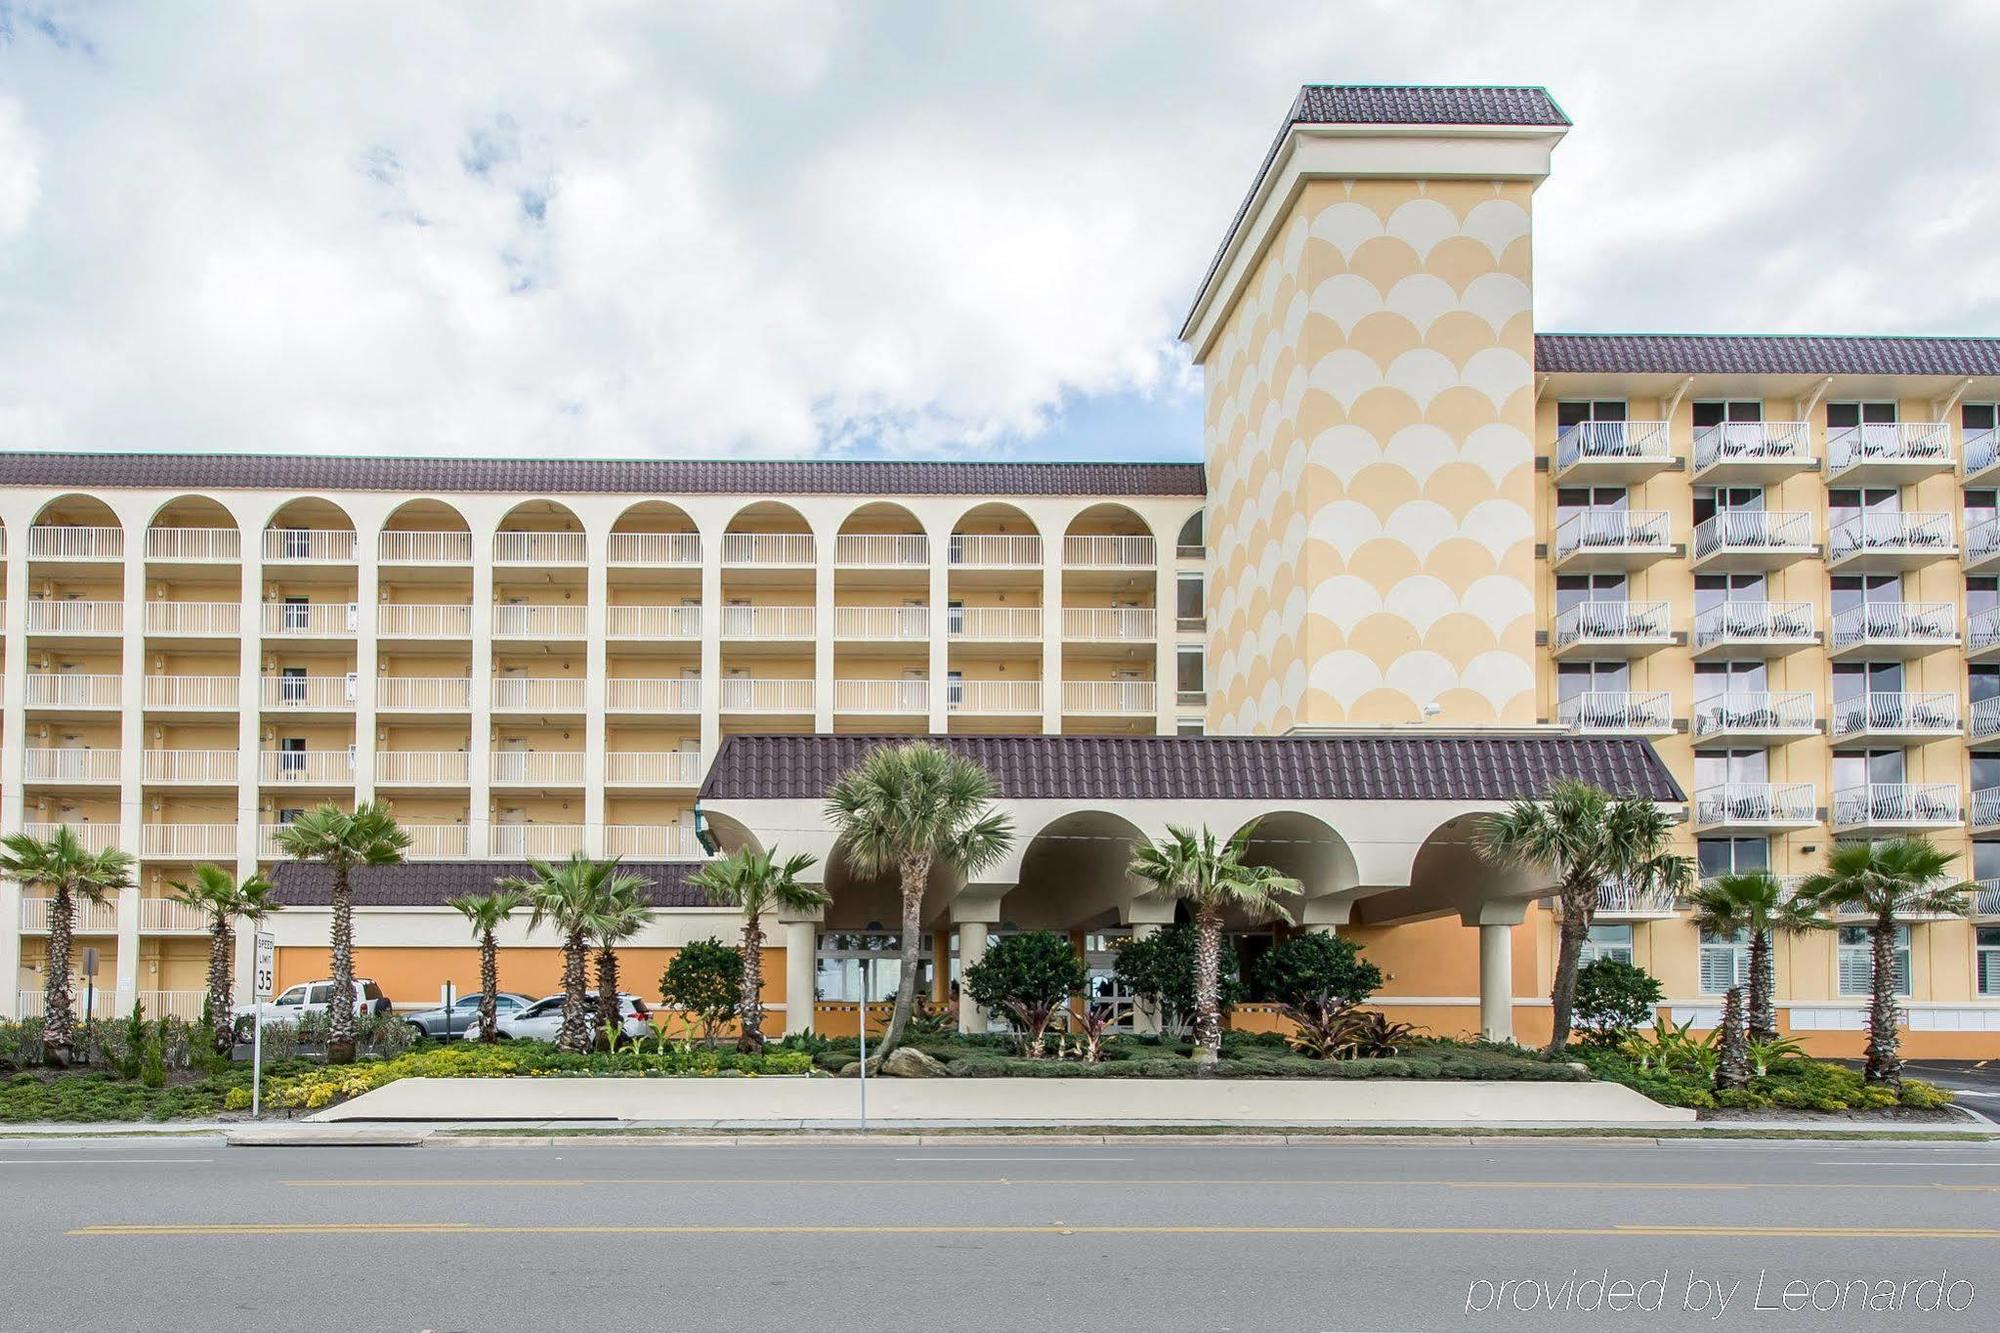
[1181, 86, 1569, 733]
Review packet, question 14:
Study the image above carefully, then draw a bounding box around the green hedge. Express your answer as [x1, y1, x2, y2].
[1575, 1048, 1952, 1112]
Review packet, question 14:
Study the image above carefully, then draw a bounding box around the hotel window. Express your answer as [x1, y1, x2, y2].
[1694, 747, 1768, 791]
[1837, 924, 1911, 997]
[1979, 927, 2000, 998]
[1578, 923, 1634, 967]
[1698, 928, 1751, 994]
[1970, 577, 1998, 622]
[1967, 405, 1999, 471]
[1693, 573, 1764, 617]
[1176, 512, 1204, 559]
[1692, 401, 1762, 427]
[1698, 837, 1769, 881]
[1176, 647, 1205, 701]
[1827, 401, 1897, 430]
[1176, 573, 1205, 631]
[1556, 400, 1626, 428]
[1554, 573, 1626, 615]
[1693, 659, 1763, 703]
[1691, 486, 1763, 527]
[1176, 720, 1205, 737]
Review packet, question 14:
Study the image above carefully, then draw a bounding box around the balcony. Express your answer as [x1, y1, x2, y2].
[603, 825, 702, 859]
[262, 528, 356, 563]
[605, 677, 701, 713]
[948, 680, 1043, 716]
[722, 533, 815, 567]
[27, 600, 122, 636]
[1556, 691, 1671, 734]
[488, 824, 588, 859]
[605, 751, 704, 787]
[1832, 782, 1960, 832]
[718, 678, 814, 714]
[833, 606, 929, 643]
[1690, 511, 1815, 571]
[20, 896, 120, 933]
[260, 675, 356, 711]
[378, 530, 472, 564]
[1975, 788, 2000, 833]
[720, 605, 815, 640]
[491, 677, 585, 713]
[606, 605, 700, 641]
[948, 606, 1043, 642]
[607, 532, 701, 566]
[139, 898, 210, 933]
[142, 749, 239, 785]
[146, 527, 241, 562]
[21, 821, 121, 853]
[493, 531, 586, 565]
[1829, 602, 1957, 658]
[1966, 517, 2000, 575]
[1062, 679, 1156, 715]
[141, 823, 239, 860]
[377, 676, 472, 713]
[1966, 428, 2000, 486]
[145, 601, 240, 637]
[1063, 535, 1156, 569]
[22, 748, 119, 784]
[1973, 696, 2000, 747]
[1691, 691, 1816, 745]
[1592, 880, 1683, 921]
[377, 604, 473, 639]
[26, 673, 121, 710]
[1976, 880, 2000, 919]
[1551, 510, 1672, 571]
[1971, 608, 2000, 663]
[144, 675, 240, 713]
[260, 602, 358, 637]
[1553, 420, 1675, 482]
[490, 751, 585, 786]
[834, 678, 931, 716]
[27, 525, 124, 562]
[375, 750, 470, 786]
[259, 749, 356, 786]
[405, 826, 472, 860]
[1692, 783, 1818, 832]
[1826, 422, 1952, 482]
[949, 534, 1042, 569]
[1826, 512, 1955, 571]
[835, 534, 929, 569]
[492, 603, 586, 639]
[1829, 691, 1959, 746]
[1062, 607, 1157, 644]
[1691, 421, 1813, 481]
[1691, 601, 1816, 658]
[1550, 601, 1672, 658]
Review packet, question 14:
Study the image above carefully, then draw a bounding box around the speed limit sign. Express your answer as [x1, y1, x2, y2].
[254, 933, 275, 1001]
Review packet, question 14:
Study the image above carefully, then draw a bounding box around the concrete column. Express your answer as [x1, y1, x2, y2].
[0, 527, 23, 1014]
[113, 883, 140, 1014]
[351, 524, 380, 805]
[812, 537, 835, 733]
[582, 545, 609, 856]
[0, 875, 20, 1017]
[1128, 919, 1162, 1034]
[1478, 923, 1514, 1044]
[1152, 543, 1175, 735]
[698, 552, 721, 759]
[956, 920, 988, 1034]
[467, 532, 495, 859]
[235, 541, 263, 883]
[116, 536, 145, 1007]
[782, 918, 817, 1035]
[926, 533, 949, 734]
[1040, 559, 1062, 734]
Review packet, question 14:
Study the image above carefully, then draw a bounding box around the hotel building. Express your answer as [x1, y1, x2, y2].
[3, 85, 1997, 1055]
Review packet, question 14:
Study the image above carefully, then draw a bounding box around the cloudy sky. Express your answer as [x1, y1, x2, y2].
[2, 2, 1997, 464]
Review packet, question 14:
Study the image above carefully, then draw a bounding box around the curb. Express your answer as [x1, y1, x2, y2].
[226, 1128, 431, 1147]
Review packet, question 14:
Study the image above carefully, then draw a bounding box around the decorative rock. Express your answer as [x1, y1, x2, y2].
[881, 1047, 949, 1079]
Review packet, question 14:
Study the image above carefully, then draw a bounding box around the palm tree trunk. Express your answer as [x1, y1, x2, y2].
[1545, 887, 1591, 1056]
[875, 852, 929, 1060]
[737, 913, 765, 1053]
[595, 947, 621, 1039]
[42, 885, 76, 1068]
[327, 863, 357, 1064]
[208, 915, 235, 1057]
[1864, 916, 1903, 1088]
[1714, 986, 1750, 1089]
[1192, 907, 1223, 1067]
[479, 930, 499, 1043]
[1747, 928, 1778, 1044]
[558, 930, 592, 1054]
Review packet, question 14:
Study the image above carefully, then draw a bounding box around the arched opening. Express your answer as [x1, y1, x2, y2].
[949, 502, 1041, 565]
[262, 497, 356, 563]
[494, 499, 586, 566]
[28, 495, 124, 562]
[146, 496, 240, 563]
[722, 500, 814, 566]
[609, 501, 700, 565]
[1009, 810, 1150, 932]
[378, 499, 472, 563]
[1176, 510, 1205, 557]
[835, 501, 927, 568]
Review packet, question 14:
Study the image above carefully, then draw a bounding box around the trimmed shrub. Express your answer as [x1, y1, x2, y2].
[660, 937, 743, 1048]
[1572, 959, 1664, 1044]
[1112, 922, 1242, 1035]
[962, 931, 1087, 1057]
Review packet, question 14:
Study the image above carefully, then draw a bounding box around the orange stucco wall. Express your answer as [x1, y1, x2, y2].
[276, 945, 788, 1012]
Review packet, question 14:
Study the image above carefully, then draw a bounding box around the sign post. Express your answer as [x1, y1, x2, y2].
[440, 981, 457, 1043]
[81, 946, 99, 1048]
[251, 933, 275, 1119]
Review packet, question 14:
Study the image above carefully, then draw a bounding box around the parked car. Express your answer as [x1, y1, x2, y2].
[404, 992, 535, 1039]
[231, 978, 392, 1040]
[465, 992, 652, 1042]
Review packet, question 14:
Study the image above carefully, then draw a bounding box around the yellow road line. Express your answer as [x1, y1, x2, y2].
[69, 1222, 2000, 1239]
[279, 1176, 2000, 1194]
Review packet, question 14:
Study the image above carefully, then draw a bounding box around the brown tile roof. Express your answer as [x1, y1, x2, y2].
[1291, 85, 1570, 128]
[1535, 333, 2000, 378]
[0, 453, 1205, 497]
[269, 860, 708, 908]
[698, 733, 1684, 804]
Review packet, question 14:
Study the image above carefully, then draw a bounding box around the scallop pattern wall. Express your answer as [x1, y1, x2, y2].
[1204, 178, 1540, 734]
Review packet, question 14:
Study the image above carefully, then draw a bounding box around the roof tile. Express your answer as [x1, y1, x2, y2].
[270, 860, 707, 908]
[1535, 333, 2000, 378]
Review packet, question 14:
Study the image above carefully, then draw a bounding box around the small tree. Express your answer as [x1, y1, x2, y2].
[962, 931, 1088, 1057]
[274, 802, 409, 1064]
[0, 827, 136, 1067]
[1252, 932, 1382, 1057]
[1571, 958, 1664, 1045]
[508, 853, 647, 1054]
[1112, 922, 1244, 1038]
[167, 863, 278, 1057]
[689, 845, 827, 1053]
[1687, 871, 1816, 1044]
[445, 888, 527, 1043]
[1713, 986, 1750, 1090]
[589, 877, 652, 1036]
[661, 938, 743, 1048]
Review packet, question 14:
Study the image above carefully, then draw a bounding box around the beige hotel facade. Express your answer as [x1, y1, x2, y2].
[3, 84, 1998, 1056]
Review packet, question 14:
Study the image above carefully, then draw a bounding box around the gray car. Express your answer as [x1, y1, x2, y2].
[404, 992, 535, 1039]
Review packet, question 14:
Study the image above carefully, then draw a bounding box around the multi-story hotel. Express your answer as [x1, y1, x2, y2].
[3, 84, 1998, 1055]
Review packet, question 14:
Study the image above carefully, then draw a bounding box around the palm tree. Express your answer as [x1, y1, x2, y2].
[690, 845, 827, 1052]
[589, 876, 653, 1037]
[445, 888, 527, 1042]
[1686, 870, 1816, 1044]
[0, 828, 135, 1067]
[506, 853, 648, 1053]
[273, 802, 410, 1063]
[1793, 838, 1972, 1088]
[167, 863, 279, 1055]
[1477, 779, 1691, 1056]
[824, 742, 1012, 1057]
[1129, 824, 1296, 1066]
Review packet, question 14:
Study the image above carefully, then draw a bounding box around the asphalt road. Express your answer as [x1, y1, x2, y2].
[1, 1138, 1996, 1331]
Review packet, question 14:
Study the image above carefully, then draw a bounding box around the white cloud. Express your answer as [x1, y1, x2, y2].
[0, 2, 1996, 459]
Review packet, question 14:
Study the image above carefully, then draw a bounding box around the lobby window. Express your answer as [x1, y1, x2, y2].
[816, 931, 933, 1004]
[1578, 923, 1633, 966]
[1698, 928, 1750, 995]
[1980, 927, 2000, 998]
[1837, 924, 1911, 997]
[1176, 572, 1205, 632]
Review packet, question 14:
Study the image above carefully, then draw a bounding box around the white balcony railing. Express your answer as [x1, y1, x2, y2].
[374, 750, 470, 786]
[27, 525, 123, 560]
[948, 606, 1043, 639]
[835, 534, 929, 567]
[23, 747, 119, 783]
[144, 675, 239, 710]
[404, 826, 471, 860]
[606, 605, 701, 639]
[1062, 607, 1157, 640]
[1063, 534, 1156, 568]
[492, 603, 587, 638]
[259, 674, 356, 710]
[146, 526, 240, 562]
[1692, 421, 1811, 471]
[1974, 608, 2000, 656]
[1554, 509, 1671, 559]
[260, 602, 358, 636]
[1692, 601, 1815, 650]
[948, 680, 1044, 714]
[1828, 511, 1954, 561]
[491, 677, 585, 712]
[262, 528, 356, 562]
[139, 899, 210, 933]
[1063, 679, 1156, 714]
[20, 822, 122, 853]
[1593, 880, 1683, 916]
[377, 676, 472, 711]
[378, 530, 473, 563]
[141, 823, 239, 859]
[26, 600, 122, 635]
[1555, 420, 1672, 470]
[720, 605, 815, 638]
[834, 678, 931, 714]
[377, 603, 473, 638]
[142, 749, 239, 784]
[259, 749, 355, 784]
[1690, 691, 1816, 739]
[605, 751, 705, 786]
[145, 601, 240, 636]
[949, 534, 1042, 567]
[1830, 602, 1956, 651]
[1556, 691, 1671, 732]
[490, 751, 586, 785]
[1827, 421, 1952, 473]
[26, 674, 121, 708]
[603, 825, 701, 859]
[492, 530, 586, 564]
[1833, 783, 1961, 828]
[718, 678, 815, 712]
[1552, 600, 1671, 649]
[607, 531, 701, 565]
[1969, 429, 2000, 478]
[833, 605, 929, 640]
[1974, 696, 2000, 742]
[1692, 510, 1812, 560]
[1975, 788, 2000, 830]
[1968, 517, 2000, 566]
[605, 677, 702, 712]
[1694, 783, 1817, 827]
[722, 532, 815, 565]
[488, 824, 588, 859]
[20, 897, 121, 932]
[1830, 691, 1959, 739]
